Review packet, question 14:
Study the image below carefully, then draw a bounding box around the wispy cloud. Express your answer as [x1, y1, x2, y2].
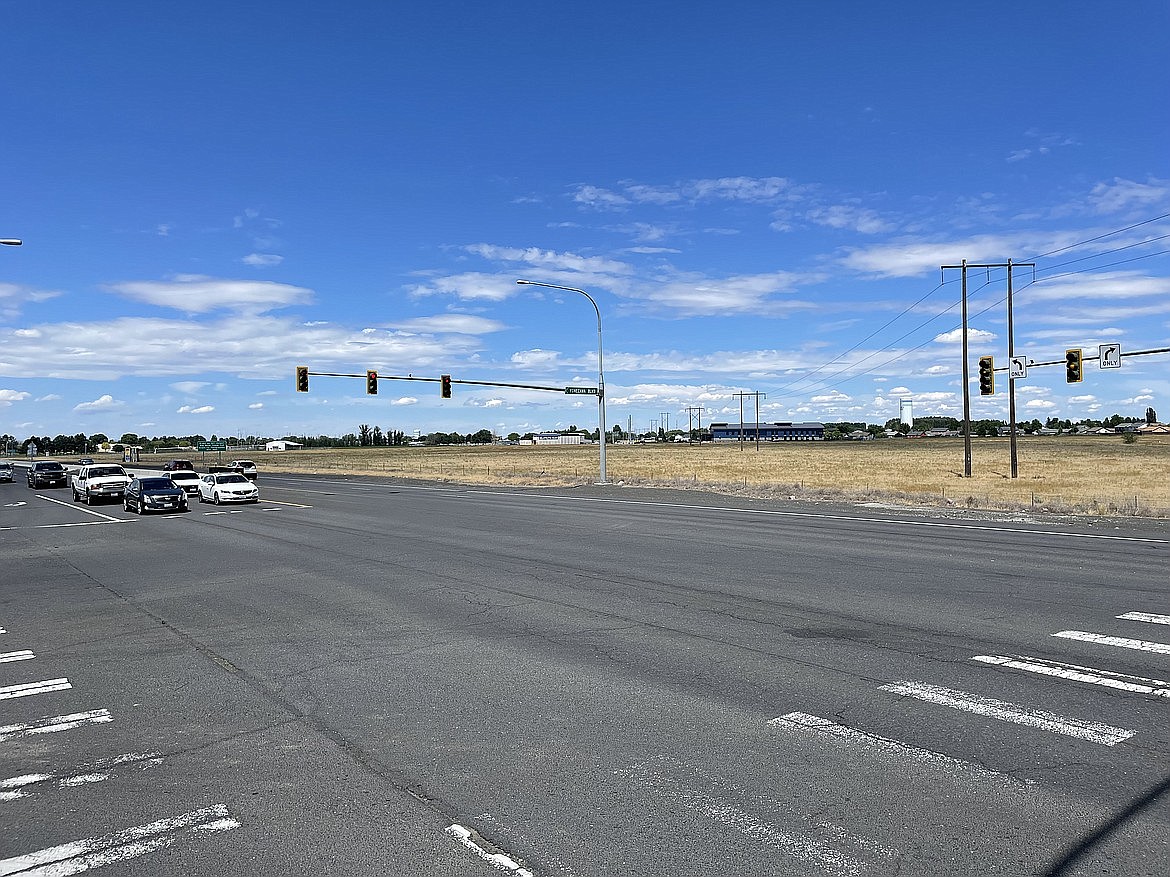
[241, 253, 284, 268]
[106, 275, 312, 314]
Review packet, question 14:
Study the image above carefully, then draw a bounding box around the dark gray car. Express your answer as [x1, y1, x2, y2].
[27, 460, 68, 488]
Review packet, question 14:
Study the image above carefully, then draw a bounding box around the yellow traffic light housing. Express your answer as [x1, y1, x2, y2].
[366, 370, 378, 395]
[440, 374, 452, 398]
[1065, 348, 1083, 383]
[977, 356, 995, 396]
[295, 366, 309, 393]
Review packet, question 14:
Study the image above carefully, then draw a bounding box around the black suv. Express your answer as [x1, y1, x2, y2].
[163, 459, 195, 472]
[27, 460, 69, 488]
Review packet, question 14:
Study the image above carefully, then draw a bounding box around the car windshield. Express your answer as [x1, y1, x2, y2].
[88, 467, 125, 477]
[37, 462, 65, 471]
[170, 471, 197, 479]
[139, 478, 175, 490]
[235, 461, 255, 467]
[216, 474, 249, 484]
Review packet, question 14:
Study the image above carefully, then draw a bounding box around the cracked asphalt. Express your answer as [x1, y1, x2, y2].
[2, 473, 1168, 875]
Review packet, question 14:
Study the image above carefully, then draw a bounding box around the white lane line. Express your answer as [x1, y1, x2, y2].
[0, 651, 34, 664]
[1117, 611, 1170, 626]
[0, 804, 239, 876]
[879, 681, 1134, 746]
[0, 629, 6, 635]
[1053, 630, 1170, 656]
[34, 494, 123, 522]
[973, 655, 1170, 698]
[0, 679, 72, 702]
[0, 710, 112, 744]
[1, 751, 163, 800]
[446, 825, 534, 877]
[769, 712, 992, 773]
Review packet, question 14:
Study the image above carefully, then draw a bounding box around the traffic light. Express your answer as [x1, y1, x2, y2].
[1065, 348, 1083, 383]
[977, 355, 995, 396]
[295, 366, 309, 393]
[440, 374, 452, 399]
[366, 370, 378, 395]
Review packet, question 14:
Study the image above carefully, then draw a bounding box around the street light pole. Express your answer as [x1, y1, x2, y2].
[516, 279, 608, 484]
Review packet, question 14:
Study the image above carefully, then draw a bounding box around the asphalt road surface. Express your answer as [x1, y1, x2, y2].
[2, 470, 1168, 876]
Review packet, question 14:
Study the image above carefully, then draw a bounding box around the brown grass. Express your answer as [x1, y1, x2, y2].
[158, 434, 1170, 517]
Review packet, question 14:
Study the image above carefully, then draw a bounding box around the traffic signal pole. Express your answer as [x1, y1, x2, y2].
[943, 259, 1033, 478]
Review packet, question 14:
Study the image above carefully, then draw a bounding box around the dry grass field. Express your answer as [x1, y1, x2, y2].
[165, 434, 1170, 517]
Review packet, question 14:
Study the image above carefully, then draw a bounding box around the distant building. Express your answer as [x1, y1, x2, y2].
[531, 431, 589, 445]
[265, 440, 303, 451]
[709, 422, 824, 442]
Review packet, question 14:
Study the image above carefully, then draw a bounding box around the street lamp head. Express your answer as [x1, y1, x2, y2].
[0, 239, 23, 246]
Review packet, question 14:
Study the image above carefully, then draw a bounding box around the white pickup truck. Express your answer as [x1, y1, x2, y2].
[71, 463, 132, 504]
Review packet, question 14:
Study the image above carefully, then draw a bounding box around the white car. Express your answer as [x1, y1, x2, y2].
[230, 459, 258, 480]
[168, 469, 202, 496]
[198, 472, 260, 505]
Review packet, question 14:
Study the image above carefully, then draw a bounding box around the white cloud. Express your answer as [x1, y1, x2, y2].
[1024, 399, 1057, 410]
[177, 405, 215, 414]
[74, 394, 123, 413]
[36, 393, 61, 401]
[464, 244, 633, 277]
[106, 274, 312, 314]
[241, 253, 284, 268]
[807, 205, 894, 234]
[171, 381, 210, 394]
[391, 397, 418, 406]
[248, 402, 264, 410]
[391, 315, 506, 335]
[1088, 177, 1170, 216]
[511, 348, 561, 367]
[0, 389, 31, 405]
[934, 328, 996, 344]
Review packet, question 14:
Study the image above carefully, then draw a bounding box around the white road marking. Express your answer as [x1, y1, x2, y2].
[769, 712, 994, 774]
[616, 762, 879, 876]
[1, 751, 163, 800]
[0, 710, 112, 744]
[0, 804, 239, 876]
[1117, 611, 1170, 626]
[34, 494, 123, 522]
[1053, 630, 1170, 656]
[0, 679, 72, 702]
[446, 825, 534, 877]
[879, 681, 1134, 746]
[0, 651, 34, 664]
[973, 655, 1170, 698]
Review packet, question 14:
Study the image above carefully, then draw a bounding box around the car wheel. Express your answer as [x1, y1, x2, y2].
[83, 489, 91, 505]
[213, 492, 220, 505]
[137, 498, 146, 515]
[124, 497, 131, 511]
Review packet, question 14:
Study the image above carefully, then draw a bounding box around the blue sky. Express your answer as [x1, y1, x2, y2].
[2, 1, 1168, 441]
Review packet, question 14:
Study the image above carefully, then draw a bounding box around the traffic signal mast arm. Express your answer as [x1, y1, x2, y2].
[293, 370, 597, 394]
[981, 345, 1170, 371]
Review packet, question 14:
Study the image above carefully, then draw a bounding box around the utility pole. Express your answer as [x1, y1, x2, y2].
[733, 392, 752, 451]
[753, 391, 767, 450]
[686, 406, 703, 443]
[942, 258, 1034, 478]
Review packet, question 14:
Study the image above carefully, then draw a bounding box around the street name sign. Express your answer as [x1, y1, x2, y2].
[564, 387, 600, 395]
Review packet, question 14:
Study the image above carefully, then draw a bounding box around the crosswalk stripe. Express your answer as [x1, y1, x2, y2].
[879, 681, 1134, 746]
[1053, 630, 1170, 655]
[0, 679, 71, 701]
[1116, 611, 1170, 626]
[972, 655, 1170, 698]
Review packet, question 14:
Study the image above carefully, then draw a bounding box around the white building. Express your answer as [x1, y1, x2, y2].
[265, 440, 303, 451]
[531, 431, 588, 445]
